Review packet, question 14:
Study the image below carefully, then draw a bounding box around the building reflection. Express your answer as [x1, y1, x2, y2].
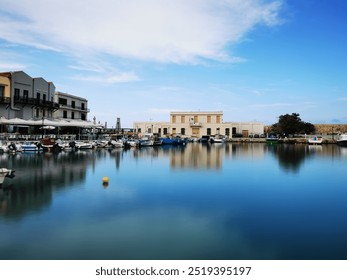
[0, 151, 100, 218]
[1, 143, 346, 218]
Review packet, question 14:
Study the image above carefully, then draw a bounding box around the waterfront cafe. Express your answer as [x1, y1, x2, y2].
[0, 116, 103, 140]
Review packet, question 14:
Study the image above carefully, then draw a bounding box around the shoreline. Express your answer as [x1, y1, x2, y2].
[227, 137, 338, 144]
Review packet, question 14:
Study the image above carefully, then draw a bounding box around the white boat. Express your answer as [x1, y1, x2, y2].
[0, 141, 9, 153]
[210, 135, 226, 143]
[110, 140, 124, 148]
[308, 136, 323, 145]
[139, 134, 162, 147]
[266, 135, 279, 144]
[127, 139, 140, 147]
[74, 141, 94, 149]
[0, 168, 15, 185]
[336, 133, 347, 146]
[21, 142, 43, 152]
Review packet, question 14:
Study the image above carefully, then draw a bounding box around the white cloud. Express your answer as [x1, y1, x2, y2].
[72, 72, 140, 84]
[0, 61, 27, 71]
[0, 0, 283, 64]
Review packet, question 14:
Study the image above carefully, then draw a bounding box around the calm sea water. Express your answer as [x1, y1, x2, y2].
[0, 143, 347, 260]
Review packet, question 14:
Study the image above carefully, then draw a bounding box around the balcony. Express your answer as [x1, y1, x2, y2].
[0, 97, 11, 104]
[59, 104, 90, 113]
[14, 96, 60, 110]
[189, 122, 202, 127]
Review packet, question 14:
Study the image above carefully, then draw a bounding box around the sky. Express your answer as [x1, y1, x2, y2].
[0, 0, 347, 128]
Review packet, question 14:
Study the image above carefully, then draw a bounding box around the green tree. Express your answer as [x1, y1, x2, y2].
[271, 113, 315, 136]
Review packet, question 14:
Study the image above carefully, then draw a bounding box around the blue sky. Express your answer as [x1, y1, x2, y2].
[1, 0, 346, 128]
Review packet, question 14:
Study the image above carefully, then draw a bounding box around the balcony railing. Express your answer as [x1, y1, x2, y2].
[0, 97, 11, 104]
[14, 97, 60, 109]
[59, 104, 90, 113]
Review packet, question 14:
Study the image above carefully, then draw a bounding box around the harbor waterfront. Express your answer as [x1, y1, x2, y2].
[1, 142, 347, 260]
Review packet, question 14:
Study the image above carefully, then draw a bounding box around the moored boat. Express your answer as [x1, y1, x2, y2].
[139, 134, 162, 147]
[336, 133, 347, 146]
[21, 141, 43, 152]
[110, 140, 124, 148]
[266, 135, 279, 144]
[0, 168, 15, 185]
[74, 141, 95, 149]
[308, 136, 323, 145]
[160, 136, 187, 145]
[210, 135, 226, 143]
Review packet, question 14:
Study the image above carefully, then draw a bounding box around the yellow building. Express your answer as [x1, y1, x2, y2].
[0, 72, 11, 102]
[133, 111, 264, 138]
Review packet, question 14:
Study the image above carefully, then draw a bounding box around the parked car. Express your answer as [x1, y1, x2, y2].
[232, 133, 243, 138]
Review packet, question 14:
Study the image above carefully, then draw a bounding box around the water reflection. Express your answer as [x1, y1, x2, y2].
[1, 144, 347, 219]
[1, 144, 347, 260]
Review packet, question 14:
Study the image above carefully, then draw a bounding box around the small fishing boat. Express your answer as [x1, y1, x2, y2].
[74, 141, 94, 149]
[308, 136, 323, 145]
[210, 135, 226, 143]
[110, 140, 124, 148]
[160, 136, 187, 145]
[21, 141, 43, 152]
[140, 134, 162, 147]
[266, 135, 279, 144]
[0, 168, 15, 185]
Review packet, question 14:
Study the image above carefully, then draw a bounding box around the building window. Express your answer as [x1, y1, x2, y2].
[42, 109, 46, 117]
[207, 115, 211, 123]
[163, 128, 168, 135]
[35, 108, 40, 118]
[14, 88, 20, 100]
[181, 128, 185, 135]
[71, 112, 75, 119]
[194, 115, 198, 123]
[172, 115, 176, 123]
[59, 98, 67, 105]
[232, 127, 237, 135]
[81, 103, 85, 110]
[225, 128, 230, 136]
[63, 111, 67, 118]
[138, 128, 141, 133]
[207, 128, 211, 135]
[216, 115, 221, 123]
[172, 128, 176, 134]
[43, 94, 46, 102]
[81, 113, 86, 121]
[181, 116, 185, 123]
[71, 101, 75, 108]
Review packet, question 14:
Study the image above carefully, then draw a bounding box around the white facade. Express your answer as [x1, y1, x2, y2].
[133, 111, 264, 138]
[53, 91, 89, 121]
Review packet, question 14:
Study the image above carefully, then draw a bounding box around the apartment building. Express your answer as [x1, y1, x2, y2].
[0, 71, 90, 123]
[53, 91, 89, 121]
[133, 111, 264, 138]
[0, 71, 58, 120]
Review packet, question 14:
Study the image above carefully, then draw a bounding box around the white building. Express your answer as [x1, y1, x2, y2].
[133, 111, 264, 138]
[53, 91, 89, 121]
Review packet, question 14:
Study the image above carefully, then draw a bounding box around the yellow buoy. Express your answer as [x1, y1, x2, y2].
[102, 176, 109, 188]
